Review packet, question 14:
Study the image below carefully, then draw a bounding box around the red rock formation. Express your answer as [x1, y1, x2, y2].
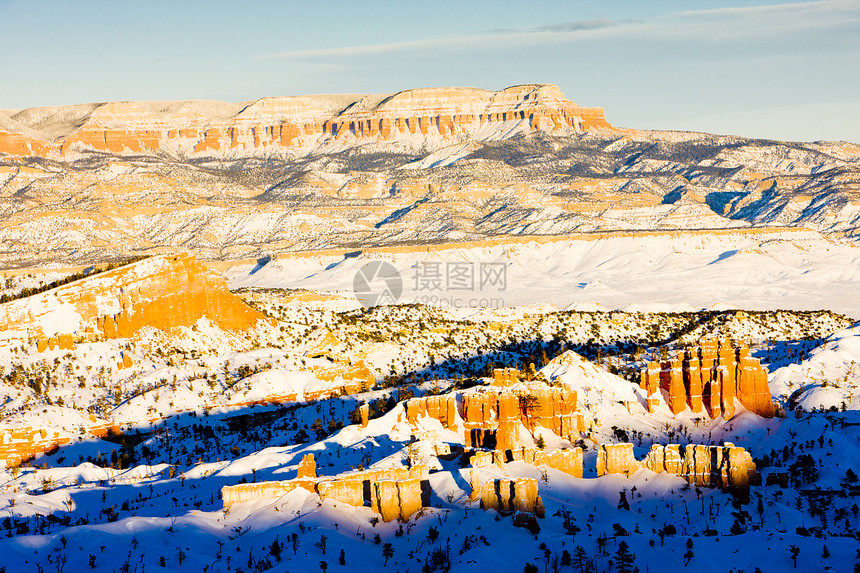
[405, 395, 458, 429]
[534, 448, 583, 478]
[297, 454, 316, 479]
[221, 479, 315, 507]
[0, 253, 269, 344]
[480, 477, 544, 518]
[372, 478, 423, 522]
[0, 428, 70, 466]
[596, 443, 640, 476]
[598, 442, 758, 494]
[468, 447, 583, 478]
[0, 85, 615, 160]
[222, 463, 429, 513]
[492, 368, 520, 386]
[318, 479, 364, 507]
[0, 130, 50, 156]
[640, 339, 774, 418]
[405, 383, 579, 450]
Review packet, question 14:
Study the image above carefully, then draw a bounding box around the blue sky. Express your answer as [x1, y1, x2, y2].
[1, 0, 858, 142]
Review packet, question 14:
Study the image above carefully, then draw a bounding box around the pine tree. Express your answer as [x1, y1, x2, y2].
[683, 538, 693, 565]
[789, 545, 800, 568]
[615, 541, 635, 573]
[573, 545, 589, 573]
[382, 542, 394, 566]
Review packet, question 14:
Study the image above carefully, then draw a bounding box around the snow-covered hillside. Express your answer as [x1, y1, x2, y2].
[770, 322, 860, 411]
[225, 229, 860, 318]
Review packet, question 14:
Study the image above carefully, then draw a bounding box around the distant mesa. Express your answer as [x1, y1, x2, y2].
[0, 253, 269, 348]
[0, 84, 614, 159]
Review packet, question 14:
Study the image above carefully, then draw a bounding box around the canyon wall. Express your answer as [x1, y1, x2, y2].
[0, 85, 613, 160]
[640, 339, 774, 419]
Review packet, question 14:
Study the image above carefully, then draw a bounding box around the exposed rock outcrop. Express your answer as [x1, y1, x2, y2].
[469, 447, 583, 478]
[0, 428, 70, 466]
[596, 443, 640, 476]
[297, 454, 316, 479]
[317, 479, 364, 507]
[0, 253, 269, 345]
[221, 479, 316, 507]
[405, 385, 578, 443]
[1, 85, 614, 160]
[480, 477, 545, 518]
[373, 478, 423, 522]
[221, 463, 429, 521]
[640, 339, 774, 419]
[596, 442, 758, 494]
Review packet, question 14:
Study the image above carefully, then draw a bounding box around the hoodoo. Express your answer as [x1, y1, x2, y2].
[640, 339, 775, 419]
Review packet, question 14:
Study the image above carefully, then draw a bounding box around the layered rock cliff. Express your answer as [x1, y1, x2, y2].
[402, 378, 581, 449]
[0, 85, 612, 160]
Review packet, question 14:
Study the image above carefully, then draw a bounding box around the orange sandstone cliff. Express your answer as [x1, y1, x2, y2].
[0, 253, 268, 344]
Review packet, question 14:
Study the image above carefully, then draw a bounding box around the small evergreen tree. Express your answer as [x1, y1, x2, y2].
[382, 543, 394, 566]
[684, 538, 693, 565]
[789, 545, 800, 568]
[573, 545, 589, 573]
[615, 541, 635, 573]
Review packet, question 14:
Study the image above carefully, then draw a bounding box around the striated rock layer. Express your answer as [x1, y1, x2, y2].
[640, 339, 774, 419]
[596, 442, 758, 494]
[0, 253, 268, 344]
[222, 464, 429, 522]
[0, 85, 613, 160]
[480, 477, 545, 518]
[403, 382, 580, 449]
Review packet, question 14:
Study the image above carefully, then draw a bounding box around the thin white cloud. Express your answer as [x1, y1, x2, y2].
[678, 0, 857, 17]
[256, 20, 617, 61]
[256, 1, 859, 61]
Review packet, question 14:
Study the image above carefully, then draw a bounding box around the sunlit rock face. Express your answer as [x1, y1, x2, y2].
[596, 442, 758, 494]
[640, 339, 775, 419]
[0, 84, 613, 160]
[0, 253, 268, 343]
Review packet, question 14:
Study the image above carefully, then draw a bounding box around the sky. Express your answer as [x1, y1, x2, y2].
[0, 0, 858, 142]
